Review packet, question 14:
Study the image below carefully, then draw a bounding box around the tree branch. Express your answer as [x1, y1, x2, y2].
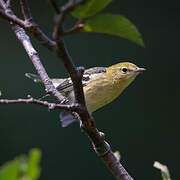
[6, 0, 11, 8]
[0, 0, 134, 179]
[0, 95, 80, 111]
[12, 24, 67, 104]
[19, 0, 56, 50]
[62, 22, 84, 36]
[52, 1, 89, 121]
[0, 0, 6, 9]
[53, 0, 87, 39]
[0, 8, 25, 27]
[49, 0, 60, 14]
[50, 1, 134, 180]
[0, 0, 66, 103]
[0, 0, 56, 50]
[20, 0, 32, 21]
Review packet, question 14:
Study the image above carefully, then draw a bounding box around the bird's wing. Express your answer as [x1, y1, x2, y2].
[84, 67, 106, 76]
[55, 67, 106, 93]
[55, 77, 74, 92]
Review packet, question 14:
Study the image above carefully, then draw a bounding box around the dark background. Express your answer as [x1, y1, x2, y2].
[0, 0, 179, 179]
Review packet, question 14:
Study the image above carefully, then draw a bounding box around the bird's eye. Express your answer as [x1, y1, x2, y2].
[121, 67, 128, 73]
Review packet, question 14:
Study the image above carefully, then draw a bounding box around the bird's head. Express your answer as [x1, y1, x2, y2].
[107, 62, 145, 87]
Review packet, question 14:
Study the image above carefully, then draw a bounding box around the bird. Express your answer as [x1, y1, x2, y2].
[26, 62, 145, 127]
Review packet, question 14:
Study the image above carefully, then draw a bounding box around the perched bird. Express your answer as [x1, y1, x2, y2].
[26, 62, 145, 127]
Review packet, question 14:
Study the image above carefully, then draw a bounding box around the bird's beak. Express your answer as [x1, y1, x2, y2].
[134, 67, 146, 72]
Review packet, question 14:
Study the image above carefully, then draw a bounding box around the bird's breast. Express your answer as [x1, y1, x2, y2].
[84, 76, 124, 113]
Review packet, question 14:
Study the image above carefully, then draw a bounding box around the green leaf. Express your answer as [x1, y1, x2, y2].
[0, 160, 20, 180]
[0, 90, 2, 97]
[26, 148, 41, 180]
[153, 161, 171, 180]
[0, 149, 41, 180]
[72, 0, 112, 18]
[83, 13, 144, 47]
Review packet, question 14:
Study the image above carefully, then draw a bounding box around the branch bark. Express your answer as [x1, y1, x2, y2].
[12, 24, 67, 104]
[0, 96, 80, 111]
[0, 0, 134, 179]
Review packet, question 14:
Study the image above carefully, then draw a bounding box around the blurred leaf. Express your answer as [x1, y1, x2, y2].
[113, 151, 121, 161]
[153, 161, 171, 180]
[0, 160, 20, 180]
[0, 149, 41, 180]
[0, 90, 2, 97]
[26, 149, 41, 180]
[72, 0, 112, 18]
[83, 13, 144, 47]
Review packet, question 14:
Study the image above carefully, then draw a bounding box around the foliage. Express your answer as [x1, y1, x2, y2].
[0, 150, 172, 180]
[71, 0, 144, 47]
[83, 13, 144, 46]
[154, 161, 171, 180]
[72, 0, 112, 18]
[0, 149, 41, 180]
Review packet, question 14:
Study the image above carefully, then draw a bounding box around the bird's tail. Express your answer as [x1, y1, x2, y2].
[60, 110, 77, 127]
[25, 73, 42, 83]
[26, 73, 77, 127]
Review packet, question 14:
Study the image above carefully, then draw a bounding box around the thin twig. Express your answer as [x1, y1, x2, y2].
[62, 23, 84, 36]
[20, 0, 32, 21]
[60, 0, 88, 14]
[0, 0, 56, 50]
[29, 27, 56, 50]
[0, 8, 25, 27]
[6, 0, 11, 8]
[53, 0, 88, 38]
[0, 96, 79, 111]
[49, 0, 60, 14]
[12, 25, 67, 104]
[0, 0, 6, 9]
[19, 0, 56, 50]
[0, 1, 62, 102]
